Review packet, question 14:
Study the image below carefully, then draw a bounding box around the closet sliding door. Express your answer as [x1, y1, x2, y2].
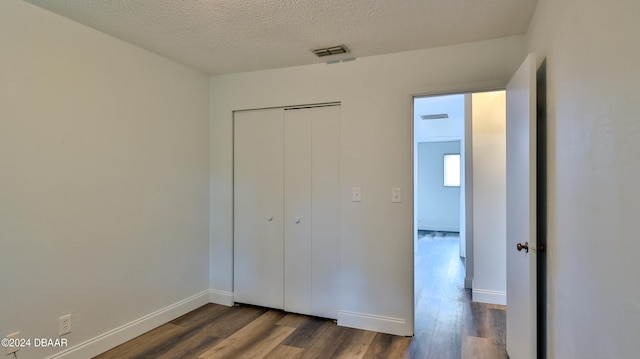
[233, 108, 284, 309]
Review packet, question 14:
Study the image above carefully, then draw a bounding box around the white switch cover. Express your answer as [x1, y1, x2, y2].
[352, 187, 362, 202]
[392, 188, 402, 203]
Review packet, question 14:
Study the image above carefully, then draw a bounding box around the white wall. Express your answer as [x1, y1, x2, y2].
[471, 91, 507, 305]
[8, 0, 639, 355]
[526, 0, 640, 357]
[210, 36, 525, 335]
[0, 1, 210, 358]
[417, 141, 461, 232]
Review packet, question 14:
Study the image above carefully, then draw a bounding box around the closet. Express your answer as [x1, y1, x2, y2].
[233, 104, 340, 319]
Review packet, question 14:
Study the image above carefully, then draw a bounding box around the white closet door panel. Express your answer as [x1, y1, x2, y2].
[233, 109, 284, 309]
[283, 109, 313, 315]
[311, 105, 341, 318]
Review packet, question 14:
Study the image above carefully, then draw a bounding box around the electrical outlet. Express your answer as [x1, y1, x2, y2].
[5, 331, 20, 355]
[392, 187, 402, 203]
[352, 187, 362, 202]
[59, 314, 72, 336]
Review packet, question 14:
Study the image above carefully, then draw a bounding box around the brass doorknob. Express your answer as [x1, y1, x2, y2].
[516, 242, 529, 253]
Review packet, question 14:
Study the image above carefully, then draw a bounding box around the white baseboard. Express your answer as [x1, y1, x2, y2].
[472, 288, 506, 305]
[209, 289, 234, 306]
[47, 290, 210, 359]
[416, 227, 460, 233]
[337, 310, 412, 336]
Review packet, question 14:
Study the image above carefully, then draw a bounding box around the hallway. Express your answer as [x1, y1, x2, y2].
[410, 232, 508, 358]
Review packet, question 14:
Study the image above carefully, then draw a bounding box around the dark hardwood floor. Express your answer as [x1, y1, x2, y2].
[93, 305, 410, 359]
[94, 233, 506, 358]
[411, 232, 507, 359]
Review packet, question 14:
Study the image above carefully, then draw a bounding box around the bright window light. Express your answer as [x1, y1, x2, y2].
[444, 154, 460, 187]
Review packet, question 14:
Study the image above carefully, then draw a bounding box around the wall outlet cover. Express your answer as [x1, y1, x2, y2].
[59, 314, 72, 336]
[392, 188, 402, 203]
[352, 187, 362, 202]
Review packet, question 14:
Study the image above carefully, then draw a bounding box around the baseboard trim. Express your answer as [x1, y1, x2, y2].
[337, 310, 411, 336]
[209, 289, 234, 306]
[47, 290, 210, 359]
[472, 289, 506, 305]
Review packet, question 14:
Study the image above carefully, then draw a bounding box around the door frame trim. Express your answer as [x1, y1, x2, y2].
[407, 80, 505, 335]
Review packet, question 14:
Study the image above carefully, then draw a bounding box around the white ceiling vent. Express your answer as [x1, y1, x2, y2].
[421, 114, 449, 120]
[312, 45, 350, 57]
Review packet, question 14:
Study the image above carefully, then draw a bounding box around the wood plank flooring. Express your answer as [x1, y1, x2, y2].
[94, 234, 506, 358]
[93, 305, 411, 359]
[410, 232, 507, 358]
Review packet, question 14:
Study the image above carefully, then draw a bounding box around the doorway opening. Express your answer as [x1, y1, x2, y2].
[413, 93, 466, 294]
[412, 91, 508, 356]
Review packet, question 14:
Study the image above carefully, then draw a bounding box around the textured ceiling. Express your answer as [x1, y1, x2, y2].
[24, 0, 538, 75]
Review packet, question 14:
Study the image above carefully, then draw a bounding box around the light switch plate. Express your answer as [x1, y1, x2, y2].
[352, 187, 362, 202]
[392, 188, 402, 203]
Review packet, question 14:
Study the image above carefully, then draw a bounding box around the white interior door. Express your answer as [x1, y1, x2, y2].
[284, 108, 313, 315]
[234, 109, 284, 309]
[506, 53, 537, 359]
[234, 105, 340, 319]
[283, 105, 341, 319]
[310, 105, 340, 318]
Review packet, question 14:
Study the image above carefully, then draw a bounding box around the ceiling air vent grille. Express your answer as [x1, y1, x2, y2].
[421, 114, 449, 120]
[312, 45, 349, 57]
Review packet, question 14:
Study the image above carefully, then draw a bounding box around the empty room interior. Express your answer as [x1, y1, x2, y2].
[1, 0, 639, 358]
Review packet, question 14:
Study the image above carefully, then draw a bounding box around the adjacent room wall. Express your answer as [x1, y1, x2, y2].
[210, 36, 526, 335]
[417, 141, 461, 232]
[526, 0, 640, 357]
[471, 91, 507, 305]
[413, 94, 466, 258]
[0, 1, 210, 358]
